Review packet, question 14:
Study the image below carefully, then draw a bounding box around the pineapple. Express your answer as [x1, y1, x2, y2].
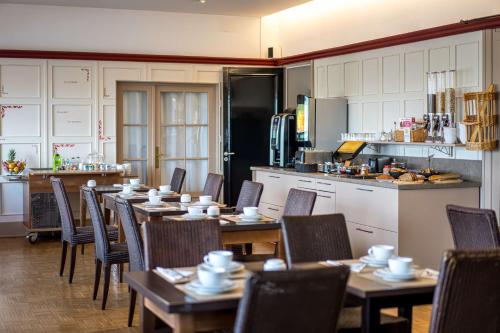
[7, 149, 16, 162]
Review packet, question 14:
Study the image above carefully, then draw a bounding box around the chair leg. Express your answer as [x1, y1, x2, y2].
[81, 244, 85, 255]
[244, 243, 253, 255]
[68, 246, 77, 284]
[119, 264, 124, 283]
[128, 289, 137, 327]
[102, 264, 111, 310]
[59, 241, 68, 276]
[93, 259, 102, 300]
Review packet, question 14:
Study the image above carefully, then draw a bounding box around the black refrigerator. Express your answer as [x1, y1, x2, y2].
[222, 67, 284, 206]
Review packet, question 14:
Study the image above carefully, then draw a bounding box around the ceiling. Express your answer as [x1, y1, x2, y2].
[0, 0, 311, 17]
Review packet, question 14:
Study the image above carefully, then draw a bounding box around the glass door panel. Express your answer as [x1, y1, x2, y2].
[161, 92, 185, 125]
[186, 126, 208, 158]
[160, 160, 186, 191]
[185, 93, 208, 124]
[186, 159, 208, 192]
[161, 126, 185, 158]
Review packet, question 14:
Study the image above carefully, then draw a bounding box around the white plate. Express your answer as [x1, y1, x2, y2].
[186, 279, 236, 295]
[238, 214, 261, 221]
[190, 201, 218, 208]
[118, 191, 136, 197]
[182, 213, 207, 220]
[374, 268, 417, 281]
[360, 255, 391, 267]
[200, 261, 244, 274]
[144, 203, 166, 208]
[159, 191, 175, 195]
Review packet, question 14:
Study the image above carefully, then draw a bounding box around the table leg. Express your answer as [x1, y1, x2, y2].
[398, 305, 413, 330]
[104, 207, 111, 225]
[361, 299, 380, 333]
[79, 188, 87, 227]
[140, 297, 160, 333]
[277, 231, 285, 259]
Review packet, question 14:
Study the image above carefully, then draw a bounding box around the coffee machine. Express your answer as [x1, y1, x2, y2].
[269, 109, 297, 168]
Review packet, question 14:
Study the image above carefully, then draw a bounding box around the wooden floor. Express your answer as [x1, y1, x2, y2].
[0, 237, 432, 332]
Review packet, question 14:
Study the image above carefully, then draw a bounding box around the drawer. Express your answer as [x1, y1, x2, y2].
[315, 179, 336, 193]
[313, 191, 335, 215]
[336, 182, 398, 232]
[346, 221, 398, 258]
[258, 202, 283, 220]
[255, 171, 293, 206]
[295, 177, 316, 190]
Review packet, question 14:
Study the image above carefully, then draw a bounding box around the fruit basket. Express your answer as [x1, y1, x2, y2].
[2, 149, 26, 180]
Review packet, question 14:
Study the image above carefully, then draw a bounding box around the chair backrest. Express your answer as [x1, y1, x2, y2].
[446, 204, 500, 249]
[170, 167, 186, 194]
[283, 188, 317, 216]
[115, 197, 145, 272]
[82, 186, 111, 259]
[235, 180, 264, 214]
[51, 177, 76, 237]
[234, 266, 350, 333]
[429, 249, 500, 333]
[142, 219, 222, 270]
[282, 214, 353, 267]
[202, 173, 224, 201]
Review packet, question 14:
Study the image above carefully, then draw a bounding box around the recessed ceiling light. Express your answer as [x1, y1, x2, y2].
[199, 0, 206, 3]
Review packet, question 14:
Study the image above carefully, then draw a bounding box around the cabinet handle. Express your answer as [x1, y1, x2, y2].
[317, 182, 332, 186]
[298, 179, 312, 183]
[268, 175, 281, 179]
[267, 207, 280, 211]
[355, 228, 374, 234]
[317, 195, 332, 199]
[356, 188, 374, 192]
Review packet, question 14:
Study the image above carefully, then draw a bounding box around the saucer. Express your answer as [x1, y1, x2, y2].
[185, 279, 236, 295]
[360, 255, 391, 267]
[374, 268, 417, 282]
[190, 201, 218, 208]
[182, 213, 207, 220]
[238, 214, 261, 222]
[200, 261, 244, 274]
[118, 191, 136, 197]
[159, 190, 175, 195]
[144, 202, 166, 208]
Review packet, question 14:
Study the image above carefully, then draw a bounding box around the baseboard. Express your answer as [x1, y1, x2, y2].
[0, 221, 25, 237]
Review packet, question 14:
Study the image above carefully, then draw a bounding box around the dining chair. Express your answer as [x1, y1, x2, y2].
[114, 197, 145, 327]
[446, 204, 500, 249]
[282, 213, 409, 333]
[429, 249, 500, 333]
[282, 214, 353, 266]
[142, 218, 222, 269]
[234, 180, 264, 214]
[51, 177, 118, 284]
[170, 167, 186, 194]
[82, 186, 129, 310]
[234, 266, 350, 333]
[283, 188, 317, 216]
[202, 173, 224, 202]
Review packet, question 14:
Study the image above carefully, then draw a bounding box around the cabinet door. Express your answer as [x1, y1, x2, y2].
[346, 221, 398, 258]
[1, 183, 24, 215]
[295, 176, 316, 190]
[258, 202, 284, 220]
[102, 65, 145, 100]
[313, 191, 336, 215]
[255, 171, 293, 206]
[0, 62, 41, 98]
[51, 65, 92, 99]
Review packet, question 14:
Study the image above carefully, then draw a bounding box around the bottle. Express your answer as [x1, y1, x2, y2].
[53, 152, 62, 172]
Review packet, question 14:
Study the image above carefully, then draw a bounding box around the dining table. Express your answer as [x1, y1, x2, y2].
[125, 260, 437, 333]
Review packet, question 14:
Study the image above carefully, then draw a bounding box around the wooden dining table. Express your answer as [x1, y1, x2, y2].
[125, 260, 437, 333]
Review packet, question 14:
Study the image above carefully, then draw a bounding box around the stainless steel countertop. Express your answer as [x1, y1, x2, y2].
[251, 166, 481, 190]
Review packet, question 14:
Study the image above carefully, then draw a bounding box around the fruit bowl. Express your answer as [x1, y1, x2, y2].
[2, 149, 26, 177]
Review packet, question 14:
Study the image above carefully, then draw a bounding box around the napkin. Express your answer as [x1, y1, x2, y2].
[219, 220, 230, 225]
[325, 260, 366, 273]
[421, 268, 439, 280]
[155, 267, 194, 284]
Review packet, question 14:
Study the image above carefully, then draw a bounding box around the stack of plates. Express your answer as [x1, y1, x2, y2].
[360, 255, 391, 267]
[373, 268, 417, 282]
[185, 279, 237, 295]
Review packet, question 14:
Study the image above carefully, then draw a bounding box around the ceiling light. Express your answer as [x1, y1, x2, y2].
[199, 0, 206, 3]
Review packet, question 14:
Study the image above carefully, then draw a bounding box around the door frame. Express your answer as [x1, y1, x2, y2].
[222, 67, 284, 205]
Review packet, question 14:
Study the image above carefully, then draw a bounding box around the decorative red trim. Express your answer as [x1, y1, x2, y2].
[277, 15, 500, 65]
[0, 49, 276, 66]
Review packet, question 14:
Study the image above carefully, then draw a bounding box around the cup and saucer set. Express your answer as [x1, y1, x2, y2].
[361, 245, 417, 282]
[158, 184, 174, 195]
[237, 207, 262, 222]
[186, 251, 244, 295]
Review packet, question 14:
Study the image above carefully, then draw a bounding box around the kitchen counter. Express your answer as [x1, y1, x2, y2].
[28, 168, 123, 176]
[250, 166, 481, 190]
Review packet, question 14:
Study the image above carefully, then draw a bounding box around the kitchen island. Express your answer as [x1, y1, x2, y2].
[251, 166, 480, 269]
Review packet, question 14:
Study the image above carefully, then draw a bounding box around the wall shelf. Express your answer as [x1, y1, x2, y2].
[340, 141, 466, 157]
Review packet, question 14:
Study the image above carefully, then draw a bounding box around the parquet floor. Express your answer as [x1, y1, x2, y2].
[0, 237, 432, 332]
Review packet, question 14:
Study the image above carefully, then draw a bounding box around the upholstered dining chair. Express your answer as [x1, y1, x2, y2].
[446, 204, 500, 249]
[51, 177, 117, 284]
[202, 173, 224, 202]
[142, 218, 222, 269]
[429, 249, 500, 333]
[234, 266, 350, 333]
[82, 186, 129, 310]
[281, 213, 409, 333]
[283, 188, 317, 216]
[114, 197, 144, 327]
[234, 180, 264, 214]
[170, 167, 186, 194]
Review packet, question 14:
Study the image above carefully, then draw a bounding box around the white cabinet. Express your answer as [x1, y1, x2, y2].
[313, 191, 336, 215]
[0, 182, 24, 216]
[0, 61, 42, 98]
[101, 64, 145, 100]
[51, 65, 92, 99]
[346, 221, 398, 258]
[258, 202, 284, 220]
[255, 171, 294, 207]
[147, 63, 194, 82]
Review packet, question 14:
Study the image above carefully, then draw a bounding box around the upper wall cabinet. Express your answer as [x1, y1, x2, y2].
[0, 60, 43, 99]
[100, 62, 146, 100]
[193, 65, 222, 84]
[50, 61, 94, 100]
[147, 64, 194, 83]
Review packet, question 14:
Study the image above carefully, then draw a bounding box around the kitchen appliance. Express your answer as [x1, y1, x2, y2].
[294, 163, 318, 173]
[333, 141, 367, 162]
[368, 156, 392, 173]
[295, 149, 333, 165]
[269, 110, 297, 168]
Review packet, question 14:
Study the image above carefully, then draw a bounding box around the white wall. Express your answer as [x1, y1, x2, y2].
[261, 0, 500, 57]
[314, 31, 484, 160]
[0, 4, 261, 58]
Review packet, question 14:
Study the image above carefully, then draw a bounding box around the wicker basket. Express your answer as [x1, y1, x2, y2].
[462, 84, 498, 151]
[394, 128, 427, 142]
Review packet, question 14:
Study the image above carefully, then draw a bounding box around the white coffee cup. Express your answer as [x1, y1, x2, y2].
[199, 195, 212, 204]
[188, 206, 203, 216]
[197, 265, 227, 288]
[181, 194, 191, 203]
[368, 245, 395, 260]
[87, 179, 96, 188]
[243, 207, 259, 217]
[130, 178, 140, 186]
[263, 258, 287, 271]
[204, 250, 233, 268]
[122, 185, 133, 195]
[149, 196, 161, 205]
[159, 185, 171, 193]
[148, 189, 158, 197]
[207, 206, 220, 217]
[388, 257, 413, 275]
